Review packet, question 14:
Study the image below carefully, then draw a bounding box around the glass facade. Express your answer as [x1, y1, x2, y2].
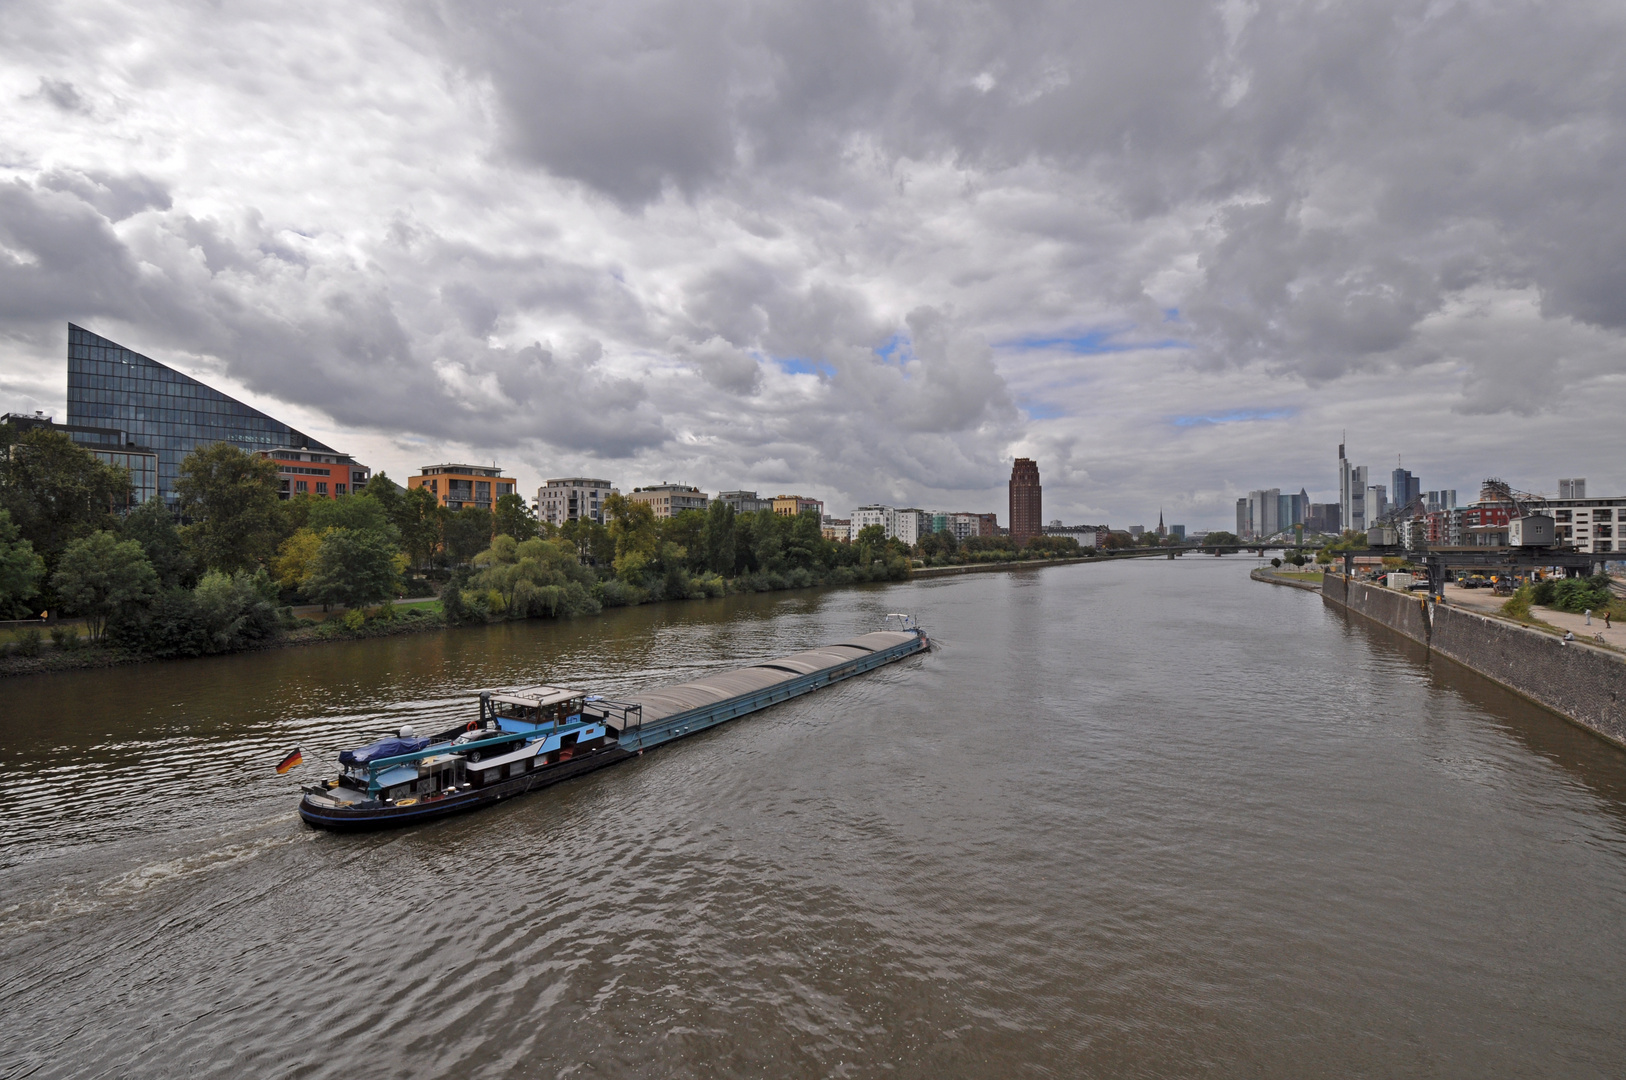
[65, 324, 336, 506]
[0, 411, 160, 510]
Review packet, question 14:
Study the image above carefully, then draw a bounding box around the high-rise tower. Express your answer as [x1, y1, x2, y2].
[1009, 458, 1042, 545]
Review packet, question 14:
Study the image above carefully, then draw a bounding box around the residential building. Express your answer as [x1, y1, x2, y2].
[1463, 482, 1515, 545]
[1559, 478, 1587, 499]
[63, 323, 348, 507]
[1129, 525, 1145, 539]
[717, 490, 770, 514]
[893, 508, 932, 547]
[410, 464, 516, 512]
[851, 504, 892, 538]
[1044, 523, 1109, 547]
[260, 447, 370, 500]
[1, 410, 158, 510]
[821, 517, 852, 542]
[629, 483, 709, 519]
[1425, 507, 1464, 546]
[1169, 524, 1186, 541]
[773, 494, 824, 518]
[1009, 458, 1042, 545]
[947, 512, 994, 541]
[538, 477, 616, 526]
[1547, 496, 1621, 554]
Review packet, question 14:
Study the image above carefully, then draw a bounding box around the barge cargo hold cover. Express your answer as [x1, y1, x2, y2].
[584, 628, 928, 750]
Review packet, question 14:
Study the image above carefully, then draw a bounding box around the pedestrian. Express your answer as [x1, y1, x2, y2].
[1607, 610, 1613, 630]
[1585, 608, 1592, 625]
[1564, 630, 1575, 644]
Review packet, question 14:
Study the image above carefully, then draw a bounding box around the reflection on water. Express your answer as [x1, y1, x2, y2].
[3, 561, 1626, 1078]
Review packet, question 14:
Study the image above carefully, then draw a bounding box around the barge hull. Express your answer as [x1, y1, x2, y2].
[299, 746, 634, 831]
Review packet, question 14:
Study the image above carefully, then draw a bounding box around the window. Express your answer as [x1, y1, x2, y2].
[1597, 509, 1614, 522]
[296, 480, 308, 493]
[336, 483, 346, 495]
[316, 482, 328, 495]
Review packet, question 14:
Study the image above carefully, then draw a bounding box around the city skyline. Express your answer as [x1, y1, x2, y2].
[5, 6, 1626, 527]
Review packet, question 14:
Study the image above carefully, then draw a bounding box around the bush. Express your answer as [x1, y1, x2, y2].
[1533, 574, 1615, 614]
[16, 628, 42, 656]
[49, 626, 81, 651]
[342, 608, 366, 632]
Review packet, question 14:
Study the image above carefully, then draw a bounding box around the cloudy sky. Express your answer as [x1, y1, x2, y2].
[3, 0, 1625, 528]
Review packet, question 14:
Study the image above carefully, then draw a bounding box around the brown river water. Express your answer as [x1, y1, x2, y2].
[3, 558, 1626, 1078]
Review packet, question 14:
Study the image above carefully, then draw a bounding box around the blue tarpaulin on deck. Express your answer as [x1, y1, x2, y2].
[339, 737, 432, 767]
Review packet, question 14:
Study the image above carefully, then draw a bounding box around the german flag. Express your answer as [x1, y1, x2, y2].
[275, 747, 303, 774]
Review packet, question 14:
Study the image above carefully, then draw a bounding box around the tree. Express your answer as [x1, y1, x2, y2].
[120, 499, 194, 590]
[442, 506, 494, 566]
[365, 471, 404, 521]
[306, 528, 402, 608]
[0, 508, 46, 615]
[702, 500, 738, 575]
[51, 531, 158, 641]
[272, 527, 325, 592]
[494, 493, 539, 541]
[307, 492, 400, 544]
[174, 443, 282, 573]
[0, 423, 130, 569]
[605, 493, 658, 584]
[1203, 531, 1240, 547]
[394, 485, 443, 570]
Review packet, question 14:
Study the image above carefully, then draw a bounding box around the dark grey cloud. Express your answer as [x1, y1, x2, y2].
[31, 77, 87, 113]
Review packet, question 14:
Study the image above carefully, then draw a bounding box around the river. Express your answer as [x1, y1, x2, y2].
[3, 558, 1625, 1078]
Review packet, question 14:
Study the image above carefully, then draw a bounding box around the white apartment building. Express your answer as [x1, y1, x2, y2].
[629, 483, 709, 519]
[537, 477, 615, 526]
[1548, 497, 1621, 554]
[893, 508, 931, 547]
[850, 504, 932, 544]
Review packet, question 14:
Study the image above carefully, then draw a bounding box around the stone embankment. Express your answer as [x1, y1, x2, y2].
[1320, 573, 1626, 749]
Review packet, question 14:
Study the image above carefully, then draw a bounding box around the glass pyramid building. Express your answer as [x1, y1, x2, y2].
[65, 324, 336, 506]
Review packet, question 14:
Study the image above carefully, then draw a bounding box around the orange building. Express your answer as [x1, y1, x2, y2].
[772, 494, 824, 517]
[409, 464, 516, 511]
[259, 447, 371, 500]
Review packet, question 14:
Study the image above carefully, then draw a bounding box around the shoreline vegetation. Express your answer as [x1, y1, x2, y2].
[2, 424, 1127, 678]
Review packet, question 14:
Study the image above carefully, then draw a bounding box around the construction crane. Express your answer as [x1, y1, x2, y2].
[1479, 478, 1549, 518]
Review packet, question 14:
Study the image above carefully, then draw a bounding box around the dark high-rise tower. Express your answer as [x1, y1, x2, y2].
[65, 324, 339, 506]
[1009, 458, 1042, 545]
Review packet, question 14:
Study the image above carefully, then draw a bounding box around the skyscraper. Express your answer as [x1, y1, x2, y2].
[65, 324, 356, 506]
[1392, 467, 1421, 512]
[1009, 458, 1042, 545]
[1339, 441, 1368, 532]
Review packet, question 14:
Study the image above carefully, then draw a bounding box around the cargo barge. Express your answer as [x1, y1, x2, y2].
[297, 616, 928, 830]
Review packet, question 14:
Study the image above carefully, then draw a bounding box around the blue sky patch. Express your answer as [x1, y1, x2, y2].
[1169, 408, 1295, 427]
[1022, 401, 1066, 420]
[777, 356, 835, 377]
[874, 333, 910, 364]
[1000, 328, 1188, 354]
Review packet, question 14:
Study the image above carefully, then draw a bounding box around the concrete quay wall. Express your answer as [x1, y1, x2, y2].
[1320, 573, 1626, 750]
